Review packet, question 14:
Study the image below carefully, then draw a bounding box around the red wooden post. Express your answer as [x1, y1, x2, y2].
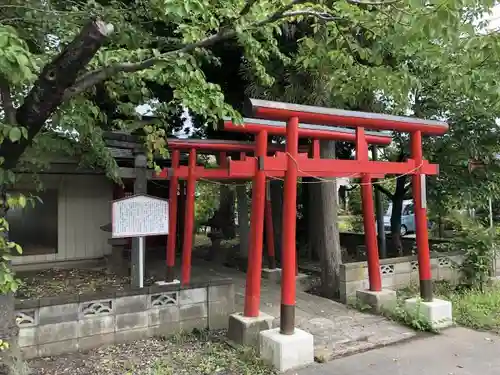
[280, 117, 299, 335]
[312, 139, 320, 159]
[357, 128, 382, 292]
[265, 181, 276, 269]
[166, 150, 180, 281]
[181, 148, 197, 286]
[244, 130, 268, 317]
[411, 130, 433, 301]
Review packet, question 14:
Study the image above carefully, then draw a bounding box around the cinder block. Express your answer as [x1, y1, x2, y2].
[150, 321, 181, 337]
[78, 333, 115, 352]
[341, 279, 368, 303]
[20, 345, 38, 360]
[79, 315, 115, 337]
[38, 303, 78, 325]
[180, 303, 208, 320]
[39, 339, 79, 357]
[115, 327, 149, 344]
[395, 272, 411, 287]
[180, 288, 207, 305]
[18, 327, 37, 348]
[405, 297, 453, 329]
[261, 268, 282, 282]
[180, 317, 208, 332]
[394, 261, 412, 274]
[37, 321, 78, 344]
[340, 264, 368, 282]
[115, 311, 148, 331]
[114, 295, 148, 314]
[208, 284, 234, 302]
[356, 289, 397, 312]
[259, 328, 314, 372]
[381, 274, 396, 289]
[227, 312, 274, 347]
[208, 299, 235, 330]
[148, 305, 180, 326]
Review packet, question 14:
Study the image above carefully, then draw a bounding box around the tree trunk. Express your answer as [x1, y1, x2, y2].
[0, 188, 19, 374]
[207, 185, 235, 262]
[391, 175, 407, 256]
[0, 293, 17, 374]
[309, 141, 341, 299]
[301, 178, 313, 260]
[236, 184, 249, 258]
[1, 19, 113, 169]
[270, 180, 283, 262]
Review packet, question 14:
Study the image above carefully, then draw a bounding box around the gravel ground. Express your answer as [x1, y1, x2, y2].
[16, 268, 149, 299]
[27, 331, 276, 375]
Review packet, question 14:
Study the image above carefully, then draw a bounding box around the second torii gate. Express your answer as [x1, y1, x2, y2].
[160, 124, 393, 286]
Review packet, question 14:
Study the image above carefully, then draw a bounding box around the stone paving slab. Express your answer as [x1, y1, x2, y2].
[184, 260, 417, 360]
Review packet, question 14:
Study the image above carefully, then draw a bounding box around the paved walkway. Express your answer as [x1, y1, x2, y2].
[151, 259, 417, 360]
[294, 327, 500, 375]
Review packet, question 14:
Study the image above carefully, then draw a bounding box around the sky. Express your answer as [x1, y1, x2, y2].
[486, 4, 500, 31]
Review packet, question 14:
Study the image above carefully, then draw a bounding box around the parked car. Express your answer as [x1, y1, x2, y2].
[382, 200, 415, 236]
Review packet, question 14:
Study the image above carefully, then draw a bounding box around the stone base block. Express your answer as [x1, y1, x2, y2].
[404, 297, 453, 329]
[276, 272, 313, 292]
[227, 312, 274, 347]
[356, 289, 397, 312]
[154, 280, 180, 286]
[262, 268, 281, 282]
[259, 328, 314, 372]
[295, 273, 314, 292]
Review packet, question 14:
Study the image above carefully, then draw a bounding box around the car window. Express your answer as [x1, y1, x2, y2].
[403, 204, 415, 215]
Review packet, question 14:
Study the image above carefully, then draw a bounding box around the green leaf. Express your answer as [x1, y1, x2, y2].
[18, 195, 26, 208]
[8, 127, 22, 142]
[15, 244, 22, 255]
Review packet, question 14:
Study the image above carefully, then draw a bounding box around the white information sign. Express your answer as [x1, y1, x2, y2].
[112, 194, 169, 238]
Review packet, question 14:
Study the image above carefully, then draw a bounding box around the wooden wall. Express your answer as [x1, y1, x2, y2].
[12, 174, 112, 266]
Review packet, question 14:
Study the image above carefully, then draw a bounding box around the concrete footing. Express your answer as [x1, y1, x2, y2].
[227, 312, 274, 347]
[274, 272, 313, 292]
[405, 297, 453, 329]
[259, 328, 314, 372]
[356, 289, 397, 312]
[262, 268, 282, 282]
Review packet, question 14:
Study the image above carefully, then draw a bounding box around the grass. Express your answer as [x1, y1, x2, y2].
[349, 280, 500, 334]
[139, 330, 276, 375]
[398, 281, 500, 333]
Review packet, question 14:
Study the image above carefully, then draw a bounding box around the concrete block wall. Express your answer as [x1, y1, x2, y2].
[339, 252, 466, 303]
[15, 279, 235, 359]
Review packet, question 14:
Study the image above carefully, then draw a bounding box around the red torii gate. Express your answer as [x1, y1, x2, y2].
[160, 125, 393, 287]
[234, 98, 448, 336]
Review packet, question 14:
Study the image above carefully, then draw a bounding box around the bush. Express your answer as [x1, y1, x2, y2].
[436, 212, 498, 290]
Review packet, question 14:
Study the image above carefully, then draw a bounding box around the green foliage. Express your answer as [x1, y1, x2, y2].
[401, 281, 500, 333]
[147, 330, 276, 375]
[194, 182, 221, 230]
[437, 213, 497, 290]
[348, 294, 435, 332]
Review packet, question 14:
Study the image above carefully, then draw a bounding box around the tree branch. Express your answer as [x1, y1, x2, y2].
[65, 0, 333, 101]
[239, 0, 260, 17]
[0, 76, 16, 125]
[374, 184, 394, 199]
[0, 18, 114, 170]
[283, 10, 341, 21]
[347, 0, 401, 4]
